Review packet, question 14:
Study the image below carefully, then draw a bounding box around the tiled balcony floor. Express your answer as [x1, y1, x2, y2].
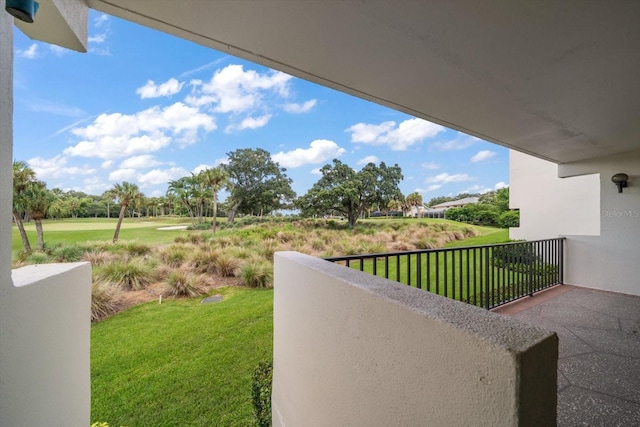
[494, 285, 640, 426]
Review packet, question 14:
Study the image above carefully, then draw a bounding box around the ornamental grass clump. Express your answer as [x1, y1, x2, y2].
[189, 247, 220, 274]
[214, 253, 241, 277]
[96, 260, 154, 291]
[26, 251, 52, 264]
[91, 281, 123, 322]
[50, 243, 89, 262]
[239, 261, 273, 288]
[160, 244, 189, 268]
[163, 268, 204, 297]
[82, 250, 118, 267]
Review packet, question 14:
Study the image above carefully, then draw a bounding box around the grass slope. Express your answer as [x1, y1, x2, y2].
[91, 287, 273, 426]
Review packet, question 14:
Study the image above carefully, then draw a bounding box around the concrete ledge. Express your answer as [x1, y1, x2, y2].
[1, 262, 92, 426]
[273, 252, 558, 427]
[14, 0, 88, 52]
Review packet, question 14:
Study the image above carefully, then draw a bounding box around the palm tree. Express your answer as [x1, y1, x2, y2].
[198, 167, 229, 232]
[23, 181, 54, 250]
[12, 160, 36, 253]
[110, 182, 143, 243]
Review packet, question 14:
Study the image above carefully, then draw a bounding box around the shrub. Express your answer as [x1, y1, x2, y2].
[51, 243, 88, 262]
[82, 250, 117, 266]
[189, 248, 220, 274]
[187, 233, 205, 244]
[239, 261, 273, 288]
[174, 235, 189, 243]
[163, 269, 204, 297]
[26, 251, 52, 264]
[91, 282, 123, 322]
[214, 254, 241, 277]
[258, 239, 280, 260]
[97, 260, 154, 291]
[252, 361, 273, 427]
[124, 241, 152, 256]
[160, 245, 189, 268]
[498, 210, 520, 228]
[414, 237, 436, 249]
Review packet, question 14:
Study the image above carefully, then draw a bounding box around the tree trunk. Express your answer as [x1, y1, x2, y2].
[34, 216, 45, 251]
[113, 204, 127, 243]
[13, 208, 32, 253]
[212, 193, 219, 232]
[227, 200, 242, 224]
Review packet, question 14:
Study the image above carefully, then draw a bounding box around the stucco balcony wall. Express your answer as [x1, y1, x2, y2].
[0, 263, 92, 426]
[273, 252, 558, 427]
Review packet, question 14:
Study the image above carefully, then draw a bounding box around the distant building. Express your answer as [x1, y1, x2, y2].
[430, 197, 479, 210]
[407, 205, 446, 218]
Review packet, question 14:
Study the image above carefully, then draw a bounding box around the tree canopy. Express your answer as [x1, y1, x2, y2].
[223, 148, 296, 221]
[296, 159, 403, 227]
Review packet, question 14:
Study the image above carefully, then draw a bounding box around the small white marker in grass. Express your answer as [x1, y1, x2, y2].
[159, 295, 162, 304]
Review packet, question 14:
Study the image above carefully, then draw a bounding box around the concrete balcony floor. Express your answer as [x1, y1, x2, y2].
[494, 285, 640, 426]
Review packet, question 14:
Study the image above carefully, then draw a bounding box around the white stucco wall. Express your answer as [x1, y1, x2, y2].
[1, 0, 14, 294]
[557, 150, 640, 296]
[510, 149, 640, 296]
[509, 150, 600, 240]
[1, 7, 92, 426]
[1, 263, 92, 426]
[273, 252, 558, 427]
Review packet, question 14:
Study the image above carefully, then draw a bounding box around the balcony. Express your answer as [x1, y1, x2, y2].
[495, 285, 640, 426]
[305, 240, 639, 425]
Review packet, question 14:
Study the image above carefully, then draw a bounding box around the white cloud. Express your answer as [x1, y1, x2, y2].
[425, 173, 473, 184]
[78, 176, 110, 195]
[136, 78, 184, 99]
[108, 168, 137, 182]
[138, 167, 189, 186]
[226, 114, 272, 132]
[49, 45, 68, 56]
[283, 99, 317, 113]
[94, 14, 109, 27]
[120, 155, 163, 169]
[421, 161, 440, 170]
[346, 118, 444, 151]
[186, 64, 292, 113]
[27, 155, 95, 180]
[65, 102, 216, 159]
[88, 33, 107, 44]
[101, 160, 114, 169]
[311, 168, 322, 175]
[431, 133, 479, 151]
[272, 139, 345, 168]
[494, 181, 509, 189]
[17, 44, 38, 59]
[357, 155, 380, 166]
[471, 150, 497, 163]
[192, 164, 211, 174]
[415, 185, 442, 193]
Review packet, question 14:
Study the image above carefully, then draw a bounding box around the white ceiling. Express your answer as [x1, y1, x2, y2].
[88, 0, 640, 164]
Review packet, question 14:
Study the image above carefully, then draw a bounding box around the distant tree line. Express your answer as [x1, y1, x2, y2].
[443, 188, 519, 228]
[13, 148, 517, 252]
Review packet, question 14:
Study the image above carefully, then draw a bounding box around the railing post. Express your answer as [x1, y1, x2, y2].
[528, 242, 534, 297]
[559, 238, 564, 285]
[484, 246, 490, 310]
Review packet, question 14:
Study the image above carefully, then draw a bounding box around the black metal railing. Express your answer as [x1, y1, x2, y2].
[324, 238, 564, 310]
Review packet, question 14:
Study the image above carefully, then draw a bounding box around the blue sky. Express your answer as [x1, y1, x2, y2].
[12, 11, 508, 202]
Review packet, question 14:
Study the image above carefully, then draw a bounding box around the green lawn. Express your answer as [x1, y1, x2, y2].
[334, 228, 559, 308]
[91, 287, 273, 426]
[11, 217, 190, 253]
[14, 217, 516, 425]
